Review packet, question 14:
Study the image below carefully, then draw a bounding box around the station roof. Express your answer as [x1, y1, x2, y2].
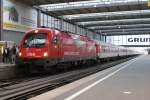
[19, 0, 150, 36]
[14, 0, 91, 6]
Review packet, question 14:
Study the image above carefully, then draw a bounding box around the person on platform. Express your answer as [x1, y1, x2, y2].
[2, 42, 10, 63]
[11, 43, 17, 64]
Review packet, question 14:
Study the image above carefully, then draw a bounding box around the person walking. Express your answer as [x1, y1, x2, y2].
[2, 42, 9, 63]
[11, 43, 17, 64]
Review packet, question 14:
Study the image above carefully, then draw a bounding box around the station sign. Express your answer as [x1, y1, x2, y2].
[128, 38, 150, 43]
[126, 35, 150, 45]
[107, 35, 150, 46]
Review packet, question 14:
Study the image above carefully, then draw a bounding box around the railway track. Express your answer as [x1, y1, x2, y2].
[0, 56, 136, 100]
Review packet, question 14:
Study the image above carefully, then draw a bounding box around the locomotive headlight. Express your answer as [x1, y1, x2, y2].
[19, 52, 22, 56]
[35, 30, 38, 33]
[43, 52, 48, 57]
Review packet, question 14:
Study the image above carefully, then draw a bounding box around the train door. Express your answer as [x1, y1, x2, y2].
[50, 35, 60, 58]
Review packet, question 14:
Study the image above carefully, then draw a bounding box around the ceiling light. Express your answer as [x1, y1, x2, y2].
[123, 91, 132, 94]
[94, 5, 97, 7]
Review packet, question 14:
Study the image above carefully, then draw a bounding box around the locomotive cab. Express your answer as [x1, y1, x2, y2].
[17, 29, 60, 68]
[19, 33, 49, 59]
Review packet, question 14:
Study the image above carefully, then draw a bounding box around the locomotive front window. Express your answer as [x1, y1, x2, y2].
[23, 33, 46, 48]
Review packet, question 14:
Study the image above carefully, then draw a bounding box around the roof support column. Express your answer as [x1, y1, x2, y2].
[60, 18, 63, 31]
[46, 12, 48, 27]
[37, 9, 41, 28]
[100, 35, 101, 41]
[93, 33, 95, 39]
[0, 0, 3, 40]
[105, 35, 107, 42]
[75, 25, 77, 34]
[85, 29, 88, 36]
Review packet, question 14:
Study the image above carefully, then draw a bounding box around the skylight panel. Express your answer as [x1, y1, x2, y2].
[39, 0, 147, 11]
[61, 9, 150, 20]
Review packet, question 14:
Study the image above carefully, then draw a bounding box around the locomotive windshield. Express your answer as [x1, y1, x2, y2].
[23, 33, 47, 48]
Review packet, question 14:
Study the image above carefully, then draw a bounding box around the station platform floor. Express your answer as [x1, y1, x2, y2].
[29, 55, 150, 100]
[0, 63, 15, 68]
[0, 63, 15, 79]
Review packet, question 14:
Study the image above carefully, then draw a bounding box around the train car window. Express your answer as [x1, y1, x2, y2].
[52, 36, 59, 45]
[103, 46, 106, 52]
[106, 46, 108, 52]
[23, 33, 46, 48]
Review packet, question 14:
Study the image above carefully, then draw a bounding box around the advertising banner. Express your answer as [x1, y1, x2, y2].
[3, 0, 37, 32]
[126, 35, 150, 45]
[107, 35, 150, 46]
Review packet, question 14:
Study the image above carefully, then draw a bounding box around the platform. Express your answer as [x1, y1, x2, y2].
[0, 63, 15, 80]
[29, 55, 150, 100]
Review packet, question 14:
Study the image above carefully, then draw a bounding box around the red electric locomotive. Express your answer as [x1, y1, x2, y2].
[16, 28, 97, 72]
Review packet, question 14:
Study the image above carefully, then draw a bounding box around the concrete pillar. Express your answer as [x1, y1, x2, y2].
[37, 9, 41, 28]
[60, 19, 63, 31]
[85, 29, 88, 36]
[105, 35, 107, 42]
[46, 13, 48, 27]
[99, 34, 101, 41]
[0, 0, 3, 40]
[75, 25, 77, 34]
[93, 32, 95, 39]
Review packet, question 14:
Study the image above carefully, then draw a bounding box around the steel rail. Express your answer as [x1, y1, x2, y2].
[0, 56, 136, 100]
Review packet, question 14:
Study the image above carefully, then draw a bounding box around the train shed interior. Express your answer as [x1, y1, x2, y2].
[0, 0, 150, 100]
[0, 0, 149, 54]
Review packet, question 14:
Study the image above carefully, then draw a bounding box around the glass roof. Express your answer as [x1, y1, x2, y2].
[88, 24, 150, 29]
[61, 9, 150, 20]
[39, 0, 147, 11]
[77, 18, 150, 25]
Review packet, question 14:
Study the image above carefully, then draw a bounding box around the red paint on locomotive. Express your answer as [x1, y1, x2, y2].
[17, 28, 98, 67]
